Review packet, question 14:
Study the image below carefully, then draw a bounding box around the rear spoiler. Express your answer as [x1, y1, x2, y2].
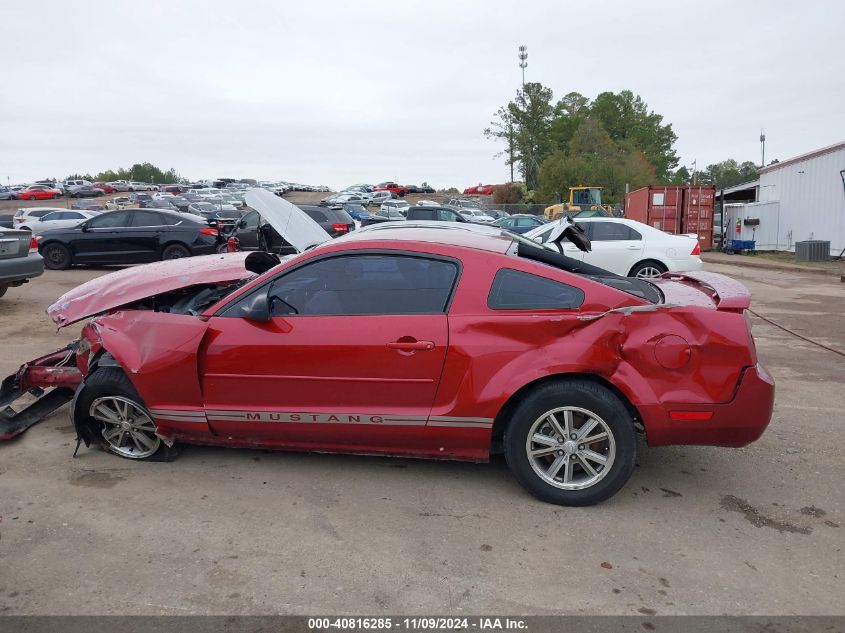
[661, 271, 751, 311]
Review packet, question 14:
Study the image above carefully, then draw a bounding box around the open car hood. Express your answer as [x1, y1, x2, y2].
[244, 189, 330, 252]
[47, 252, 254, 328]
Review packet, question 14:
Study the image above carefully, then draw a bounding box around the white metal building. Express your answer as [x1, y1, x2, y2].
[727, 142, 845, 255]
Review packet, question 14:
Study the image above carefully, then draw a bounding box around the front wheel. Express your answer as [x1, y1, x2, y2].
[504, 380, 637, 506]
[75, 368, 166, 460]
[41, 242, 72, 270]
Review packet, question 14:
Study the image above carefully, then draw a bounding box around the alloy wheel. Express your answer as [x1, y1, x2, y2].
[635, 266, 663, 279]
[89, 396, 160, 459]
[525, 406, 616, 490]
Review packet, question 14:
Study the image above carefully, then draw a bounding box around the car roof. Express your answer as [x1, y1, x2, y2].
[339, 223, 513, 254]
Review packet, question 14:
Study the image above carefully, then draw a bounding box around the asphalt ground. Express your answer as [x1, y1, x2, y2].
[0, 260, 842, 615]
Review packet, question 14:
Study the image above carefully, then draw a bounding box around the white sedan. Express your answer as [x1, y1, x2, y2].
[380, 199, 410, 216]
[461, 208, 495, 223]
[18, 209, 98, 233]
[524, 217, 702, 278]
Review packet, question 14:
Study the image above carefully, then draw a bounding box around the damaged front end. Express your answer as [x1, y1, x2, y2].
[1, 251, 262, 442]
[0, 344, 83, 440]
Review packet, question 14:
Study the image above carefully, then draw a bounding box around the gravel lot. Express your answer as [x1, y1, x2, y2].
[0, 258, 842, 615]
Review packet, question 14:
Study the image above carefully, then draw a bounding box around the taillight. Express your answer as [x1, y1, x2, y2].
[200, 228, 219, 236]
[332, 223, 350, 233]
[744, 310, 757, 362]
[691, 241, 701, 255]
[29, 237, 38, 250]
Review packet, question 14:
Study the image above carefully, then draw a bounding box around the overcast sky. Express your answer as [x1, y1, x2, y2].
[2, 0, 843, 189]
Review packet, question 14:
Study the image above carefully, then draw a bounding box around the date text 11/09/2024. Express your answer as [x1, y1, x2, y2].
[307, 618, 527, 630]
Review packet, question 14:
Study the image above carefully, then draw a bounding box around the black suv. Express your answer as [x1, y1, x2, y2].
[228, 205, 355, 254]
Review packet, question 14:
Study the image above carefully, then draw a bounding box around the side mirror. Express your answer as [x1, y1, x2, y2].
[238, 219, 247, 229]
[81, 223, 90, 232]
[237, 290, 271, 322]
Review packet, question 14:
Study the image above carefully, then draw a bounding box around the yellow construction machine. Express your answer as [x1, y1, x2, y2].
[543, 186, 613, 220]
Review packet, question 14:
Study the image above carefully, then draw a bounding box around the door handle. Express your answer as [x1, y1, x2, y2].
[387, 339, 435, 351]
[626, 245, 640, 249]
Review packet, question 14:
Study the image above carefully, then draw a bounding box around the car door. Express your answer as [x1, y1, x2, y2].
[50, 211, 87, 230]
[581, 221, 644, 276]
[199, 252, 459, 450]
[127, 210, 171, 262]
[72, 211, 134, 263]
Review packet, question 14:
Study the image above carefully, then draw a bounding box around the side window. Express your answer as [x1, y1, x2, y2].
[131, 211, 165, 226]
[68, 212, 85, 220]
[488, 269, 584, 310]
[242, 211, 259, 229]
[41, 212, 62, 221]
[499, 218, 514, 228]
[88, 211, 130, 228]
[265, 255, 459, 316]
[414, 208, 434, 221]
[590, 222, 636, 241]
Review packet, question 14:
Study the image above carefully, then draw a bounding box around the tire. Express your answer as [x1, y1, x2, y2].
[41, 242, 72, 270]
[503, 380, 637, 506]
[629, 260, 667, 279]
[161, 243, 191, 260]
[74, 368, 166, 460]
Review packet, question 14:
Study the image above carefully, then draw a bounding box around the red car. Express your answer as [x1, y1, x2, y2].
[0, 192, 773, 506]
[373, 182, 409, 197]
[17, 185, 62, 200]
[93, 182, 116, 194]
[463, 184, 496, 195]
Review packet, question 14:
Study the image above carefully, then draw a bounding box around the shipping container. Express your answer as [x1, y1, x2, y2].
[624, 185, 715, 250]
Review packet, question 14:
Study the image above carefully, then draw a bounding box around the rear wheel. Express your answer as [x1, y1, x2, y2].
[75, 368, 165, 460]
[161, 243, 191, 260]
[41, 242, 71, 270]
[629, 260, 666, 279]
[504, 380, 637, 506]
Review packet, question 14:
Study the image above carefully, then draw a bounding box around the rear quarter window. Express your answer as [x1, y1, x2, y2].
[488, 268, 584, 310]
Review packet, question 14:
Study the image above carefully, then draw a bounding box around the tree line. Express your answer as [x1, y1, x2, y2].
[63, 162, 185, 184]
[485, 84, 767, 203]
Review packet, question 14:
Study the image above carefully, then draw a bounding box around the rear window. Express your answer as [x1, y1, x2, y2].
[488, 269, 584, 310]
[304, 209, 329, 223]
[511, 237, 663, 305]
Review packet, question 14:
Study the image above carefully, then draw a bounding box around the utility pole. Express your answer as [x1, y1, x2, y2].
[760, 128, 766, 167]
[518, 45, 528, 91]
[692, 160, 697, 185]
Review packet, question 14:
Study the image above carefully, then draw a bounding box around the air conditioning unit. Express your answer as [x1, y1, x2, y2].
[795, 240, 830, 262]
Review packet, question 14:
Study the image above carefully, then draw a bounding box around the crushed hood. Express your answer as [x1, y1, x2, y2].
[244, 189, 330, 252]
[47, 252, 254, 328]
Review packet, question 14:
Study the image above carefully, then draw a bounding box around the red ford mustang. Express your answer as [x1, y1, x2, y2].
[0, 192, 774, 505]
